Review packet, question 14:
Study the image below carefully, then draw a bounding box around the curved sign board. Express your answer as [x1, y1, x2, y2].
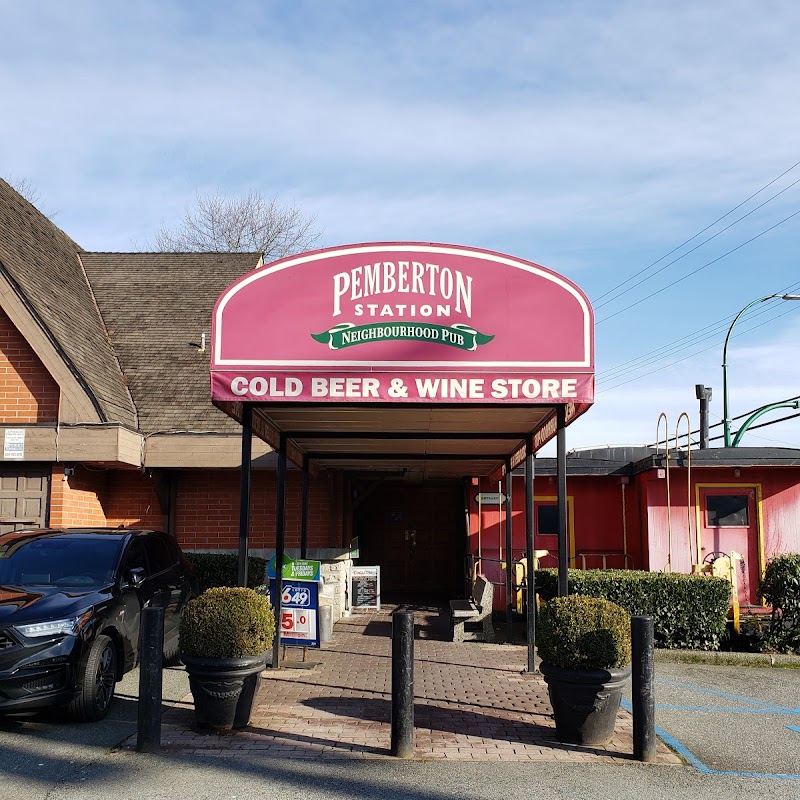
[211, 243, 594, 404]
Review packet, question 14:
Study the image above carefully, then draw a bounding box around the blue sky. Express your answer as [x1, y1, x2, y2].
[2, 1, 799, 452]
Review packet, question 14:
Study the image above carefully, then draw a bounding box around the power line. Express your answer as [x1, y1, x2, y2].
[597, 302, 800, 392]
[593, 159, 800, 304]
[597, 283, 800, 384]
[595, 177, 800, 310]
[597, 207, 800, 324]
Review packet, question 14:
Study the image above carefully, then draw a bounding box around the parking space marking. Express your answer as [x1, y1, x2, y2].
[623, 681, 800, 782]
[655, 678, 794, 712]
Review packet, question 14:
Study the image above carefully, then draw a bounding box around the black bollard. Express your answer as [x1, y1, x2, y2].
[136, 606, 164, 753]
[632, 615, 656, 762]
[391, 609, 414, 758]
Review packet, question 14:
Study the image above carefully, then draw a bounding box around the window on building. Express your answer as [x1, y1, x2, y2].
[537, 504, 558, 536]
[706, 494, 749, 527]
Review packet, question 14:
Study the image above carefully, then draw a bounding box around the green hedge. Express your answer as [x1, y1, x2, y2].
[184, 552, 269, 593]
[534, 568, 731, 650]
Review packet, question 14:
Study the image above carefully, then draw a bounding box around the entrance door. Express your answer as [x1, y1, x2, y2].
[698, 486, 759, 606]
[0, 468, 49, 533]
[356, 483, 463, 598]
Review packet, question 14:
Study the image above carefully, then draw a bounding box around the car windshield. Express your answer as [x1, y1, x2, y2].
[0, 535, 122, 588]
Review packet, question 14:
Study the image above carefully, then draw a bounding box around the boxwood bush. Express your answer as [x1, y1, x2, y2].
[184, 552, 269, 593]
[758, 553, 800, 654]
[179, 586, 276, 659]
[538, 596, 631, 669]
[534, 568, 731, 650]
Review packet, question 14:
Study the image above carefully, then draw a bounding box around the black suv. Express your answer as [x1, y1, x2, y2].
[0, 528, 198, 720]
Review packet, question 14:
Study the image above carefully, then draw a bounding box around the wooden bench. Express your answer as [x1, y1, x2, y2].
[450, 575, 495, 643]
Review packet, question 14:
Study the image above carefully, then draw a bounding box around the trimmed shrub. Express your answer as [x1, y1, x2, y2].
[538, 595, 631, 670]
[184, 552, 268, 593]
[535, 568, 731, 650]
[758, 553, 800, 654]
[179, 586, 276, 659]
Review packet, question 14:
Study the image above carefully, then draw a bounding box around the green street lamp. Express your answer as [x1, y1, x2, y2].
[722, 293, 800, 447]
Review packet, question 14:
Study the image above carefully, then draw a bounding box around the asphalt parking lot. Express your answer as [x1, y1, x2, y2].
[0, 665, 189, 782]
[626, 660, 800, 779]
[2, 656, 800, 793]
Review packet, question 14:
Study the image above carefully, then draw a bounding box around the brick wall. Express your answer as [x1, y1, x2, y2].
[0, 309, 59, 423]
[105, 471, 167, 530]
[174, 470, 335, 552]
[49, 465, 108, 527]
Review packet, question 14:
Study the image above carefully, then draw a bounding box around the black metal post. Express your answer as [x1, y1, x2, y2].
[556, 406, 568, 597]
[300, 453, 310, 559]
[272, 433, 287, 670]
[391, 609, 415, 757]
[505, 462, 514, 644]
[525, 434, 536, 672]
[632, 615, 656, 762]
[136, 606, 164, 753]
[238, 405, 253, 588]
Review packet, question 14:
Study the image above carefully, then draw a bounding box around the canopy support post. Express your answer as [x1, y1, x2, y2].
[272, 432, 287, 669]
[237, 405, 252, 588]
[557, 406, 568, 597]
[505, 460, 513, 644]
[301, 453, 310, 559]
[525, 434, 536, 672]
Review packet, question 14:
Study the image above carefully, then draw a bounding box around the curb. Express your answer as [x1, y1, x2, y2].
[655, 648, 800, 669]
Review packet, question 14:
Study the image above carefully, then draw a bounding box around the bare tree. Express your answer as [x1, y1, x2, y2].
[147, 190, 322, 259]
[7, 175, 42, 206]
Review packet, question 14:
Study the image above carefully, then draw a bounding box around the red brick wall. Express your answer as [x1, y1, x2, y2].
[49, 465, 108, 527]
[46, 466, 337, 547]
[174, 470, 335, 552]
[0, 309, 59, 423]
[104, 471, 167, 529]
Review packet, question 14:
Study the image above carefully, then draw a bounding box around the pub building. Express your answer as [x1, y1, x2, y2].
[2, 177, 799, 639]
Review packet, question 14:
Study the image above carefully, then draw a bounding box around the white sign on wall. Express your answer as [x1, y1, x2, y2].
[4, 429, 25, 460]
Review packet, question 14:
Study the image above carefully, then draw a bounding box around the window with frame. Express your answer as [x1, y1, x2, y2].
[537, 504, 558, 536]
[705, 494, 749, 527]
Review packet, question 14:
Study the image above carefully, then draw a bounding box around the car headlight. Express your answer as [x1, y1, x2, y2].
[14, 611, 92, 638]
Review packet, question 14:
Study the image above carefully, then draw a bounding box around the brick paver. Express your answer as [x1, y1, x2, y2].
[147, 607, 681, 763]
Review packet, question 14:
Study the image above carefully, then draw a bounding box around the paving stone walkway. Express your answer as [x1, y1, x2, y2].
[149, 607, 682, 763]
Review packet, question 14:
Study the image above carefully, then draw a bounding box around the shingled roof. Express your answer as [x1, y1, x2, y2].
[81, 252, 261, 433]
[0, 179, 137, 426]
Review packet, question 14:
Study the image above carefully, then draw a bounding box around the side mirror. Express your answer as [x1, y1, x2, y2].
[123, 567, 146, 589]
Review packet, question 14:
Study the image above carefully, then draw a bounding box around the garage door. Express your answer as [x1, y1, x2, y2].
[0, 468, 49, 533]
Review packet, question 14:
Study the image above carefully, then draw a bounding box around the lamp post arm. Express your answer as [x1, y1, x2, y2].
[722, 295, 777, 447]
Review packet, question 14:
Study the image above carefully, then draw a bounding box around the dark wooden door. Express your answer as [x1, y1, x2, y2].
[356, 483, 462, 596]
[0, 468, 49, 533]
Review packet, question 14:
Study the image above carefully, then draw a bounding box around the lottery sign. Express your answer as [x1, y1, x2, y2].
[270, 578, 320, 648]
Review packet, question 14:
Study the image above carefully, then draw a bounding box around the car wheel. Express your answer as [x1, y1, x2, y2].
[68, 634, 117, 721]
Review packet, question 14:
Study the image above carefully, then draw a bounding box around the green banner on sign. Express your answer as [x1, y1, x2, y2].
[267, 555, 321, 582]
[312, 322, 494, 352]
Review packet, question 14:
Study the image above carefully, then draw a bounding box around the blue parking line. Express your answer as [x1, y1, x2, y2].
[788, 726, 800, 734]
[655, 678, 791, 711]
[621, 698, 800, 781]
[656, 704, 800, 714]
